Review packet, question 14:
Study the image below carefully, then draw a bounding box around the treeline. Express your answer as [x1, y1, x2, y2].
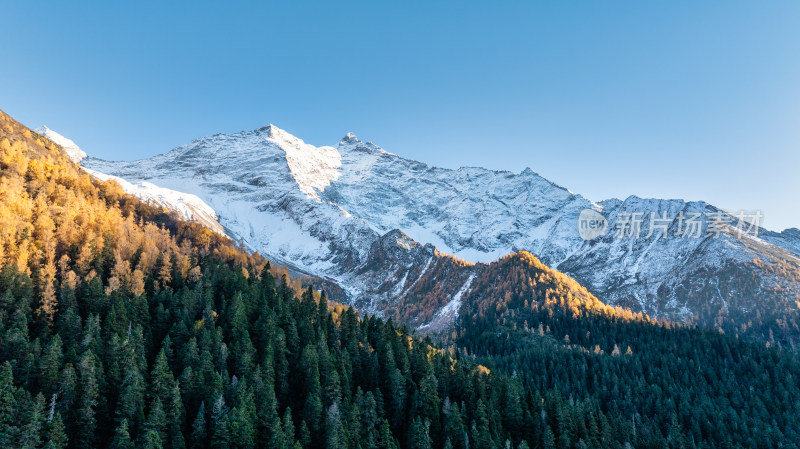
[455, 252, 800, 448]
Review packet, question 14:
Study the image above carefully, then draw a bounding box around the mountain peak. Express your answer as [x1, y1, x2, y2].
[258, 123, 296, 140]
[255, 124, 343, 199]
[341, 132, 360, 144]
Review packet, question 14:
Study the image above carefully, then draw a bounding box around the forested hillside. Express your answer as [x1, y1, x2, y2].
[456, 252, 800, 447]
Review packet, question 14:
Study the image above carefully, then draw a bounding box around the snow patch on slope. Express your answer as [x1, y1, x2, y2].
[418, 273, 476, 332]
[84, 168, 225, 235]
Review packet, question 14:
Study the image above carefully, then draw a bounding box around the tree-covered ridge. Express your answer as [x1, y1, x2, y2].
[0, 109, 260, 291]
[456, 252, 800, 447]
[458, 251, 645, 334]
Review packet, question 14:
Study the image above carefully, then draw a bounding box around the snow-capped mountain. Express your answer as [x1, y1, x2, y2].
[73, 124, 800, 336]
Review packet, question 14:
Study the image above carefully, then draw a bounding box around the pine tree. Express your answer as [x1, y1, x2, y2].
[472, 400, 494, 449]
[190, 402, 207, 449]
[325, 402, 346, 449]
[386, 366, 406, 431]
[143, 429, 164, 449]
[0, 362, 18, 447]
[145, 398, 167, 445]
[300, 345, 323, 434]
[42, 412, 67, 449]
[110, 419, 135, 449]
[75, 351, 99, 448]
[116, 369, 146, 428]
[358, 392, 379, 449]
[542, 424, 556, 449]
[19, 392, 46, 449]
[378, 419, 399, 449]
[667, 413, 686, 449]
[166, 383, 186, 449]
[444, 399, 466, 449]
[210, 395, 230, 449]
[150, 348, 175, 404]
[298, 421, 312, 449]
[229, 382, 256, 449]
[418, 374, 441, 438]
[409, 417, 432, 449]
[503, 376, 524, 439]
[282, 407, 296, 445]
[38, 335, 63, 395]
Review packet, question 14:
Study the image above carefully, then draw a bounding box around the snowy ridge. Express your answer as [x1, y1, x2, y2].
[84, 168, 225, 235]
[35, 126, 87, 163]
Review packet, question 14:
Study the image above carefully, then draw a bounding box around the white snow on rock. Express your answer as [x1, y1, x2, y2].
[264, 124, 341, 200]
[85, 168, 225, 235]
[418, 273, 476, 332]
[35, 126, 87, 163]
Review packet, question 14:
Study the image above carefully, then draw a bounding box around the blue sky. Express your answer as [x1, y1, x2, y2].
[2, 1, 798, 231]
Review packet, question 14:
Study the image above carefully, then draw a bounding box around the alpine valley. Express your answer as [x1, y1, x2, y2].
[61, 123, 800, 344]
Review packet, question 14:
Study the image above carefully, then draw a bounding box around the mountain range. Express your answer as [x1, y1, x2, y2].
[38, 123, 800, 342]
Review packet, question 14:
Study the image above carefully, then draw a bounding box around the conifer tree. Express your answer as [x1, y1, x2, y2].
[282, 407, 296, 446]
[190, 402, 207, 449]
[409, 417, 432, 449]
[444, 399, 466, 449]
[39, 335, 62, 395]
[110, 419, 135, 449]
[0, 362, 18, 447]
[325, 402, 346, 449]
[143, 429, 164, 449]
[75, 351, 100, 448]
[145, 398, 167, 445]
[18, 392, 46, 449]
[42, 411, 67, 449]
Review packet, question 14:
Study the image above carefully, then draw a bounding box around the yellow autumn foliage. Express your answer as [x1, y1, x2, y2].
[0, 109, 270, 325]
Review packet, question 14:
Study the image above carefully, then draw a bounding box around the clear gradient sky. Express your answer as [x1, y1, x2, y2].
[1, 1, 798, 230]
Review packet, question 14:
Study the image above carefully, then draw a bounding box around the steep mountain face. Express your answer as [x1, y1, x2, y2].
[77, 124, 800, 339]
